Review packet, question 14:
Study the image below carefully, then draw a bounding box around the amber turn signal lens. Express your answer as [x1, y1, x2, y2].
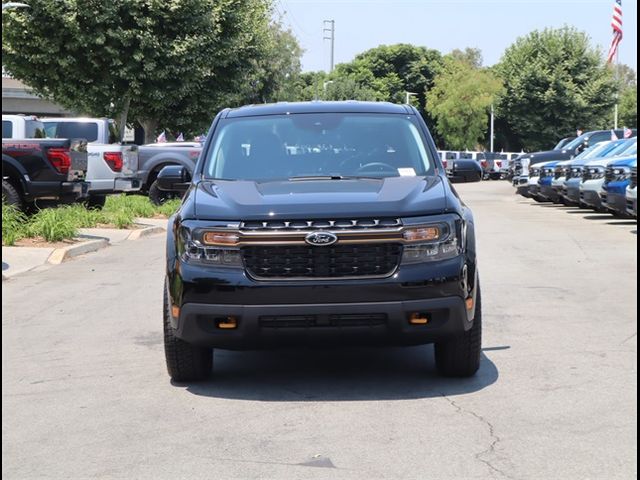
[465, 297, 474, 311]
[216, 317, 238, 329]
[409, 313, 429, 325]
[171, 305, 180, 318]
[403, 227, 441, 242]
[202, 231, 240, 246]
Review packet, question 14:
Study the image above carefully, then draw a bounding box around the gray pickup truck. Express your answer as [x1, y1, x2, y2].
[137, 142, 202, 204]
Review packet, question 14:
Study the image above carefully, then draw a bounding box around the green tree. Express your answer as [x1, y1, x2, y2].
[619, 86, 637, 128]
[2, 0, 273, 142]
[331, 44, 444, 114]
[495, 27, 617, 151]
[449, 48, 483, 68]
[427, 61, 504, 150]
[240, 20, 304, 104]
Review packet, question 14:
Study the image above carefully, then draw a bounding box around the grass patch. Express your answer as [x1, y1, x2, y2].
[26, 206, 80, 242]
[2, 203, 28, 246]
[2, 194, 180, 246]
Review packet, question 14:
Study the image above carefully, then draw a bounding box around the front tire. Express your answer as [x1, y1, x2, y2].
[164, 288, 212, 382]
[149, 179, 182, 206]
[435, 288, 482, 377]
[83, 194, 107, 210]
[2, 179, 23, 210]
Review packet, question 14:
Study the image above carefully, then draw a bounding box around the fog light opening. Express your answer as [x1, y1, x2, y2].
[216, 316, 238, 329]
[409, 312, 430, 325]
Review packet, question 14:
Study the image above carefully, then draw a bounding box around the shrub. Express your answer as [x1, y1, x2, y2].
[27, 206, 79, 242]
[2, 203, 28, 246]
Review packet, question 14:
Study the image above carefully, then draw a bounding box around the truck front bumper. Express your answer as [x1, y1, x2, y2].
[580, 190, 604, 210]
[602, 192, 631, 216]
[539, 184, 561, 202]
[168, 256, 477, 349]
[173, 296, 471, 349]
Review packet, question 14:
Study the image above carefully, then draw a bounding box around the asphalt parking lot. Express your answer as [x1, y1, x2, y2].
[2, 181, 637, 480]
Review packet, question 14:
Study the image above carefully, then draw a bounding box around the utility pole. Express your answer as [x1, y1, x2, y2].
[490, 104, 495, 152]
[323, 20, 335, 72]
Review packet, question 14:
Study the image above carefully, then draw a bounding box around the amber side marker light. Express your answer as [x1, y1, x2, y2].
[403, 226, 441, 242]
[216, 317, 238, 329]
[171, 305, 180, 318]
[202, 231, 240, 246]
[409, 313, 430, 325]
[465, 297, 475, 311]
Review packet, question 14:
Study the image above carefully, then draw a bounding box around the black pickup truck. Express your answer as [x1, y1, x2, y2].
[158, 101, 483, 382]
[2, 139, 89, 209]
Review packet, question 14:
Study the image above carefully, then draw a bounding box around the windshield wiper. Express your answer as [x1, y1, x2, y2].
[289, 175, 346, 181]
[289, 175, 382, 181]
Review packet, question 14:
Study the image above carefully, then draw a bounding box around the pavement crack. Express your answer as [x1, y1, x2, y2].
[441, 394, 513, 479]
[620, 332, 637, 345]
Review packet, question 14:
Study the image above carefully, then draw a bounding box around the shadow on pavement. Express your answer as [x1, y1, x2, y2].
[607, 220, 637, 226]
[582, 214, 616, 221]
[178, 345, 499, 401]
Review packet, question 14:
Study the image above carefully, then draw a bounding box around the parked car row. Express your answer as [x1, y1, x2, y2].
[2, 114, 203, 210]
[512, 131, 638, 218]
[437, 150, 523, 182]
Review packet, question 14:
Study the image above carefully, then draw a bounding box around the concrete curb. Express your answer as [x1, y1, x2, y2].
[47, 238, 109, 265]
[127, 225, 165, 241]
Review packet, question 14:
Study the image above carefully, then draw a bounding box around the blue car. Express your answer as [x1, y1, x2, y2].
[563, 138, 637, 206]
[537, 161, 562, 202]
[601, 157, 638, 217]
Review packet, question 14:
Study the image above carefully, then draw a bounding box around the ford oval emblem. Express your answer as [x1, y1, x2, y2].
[305, 231, 338, 247]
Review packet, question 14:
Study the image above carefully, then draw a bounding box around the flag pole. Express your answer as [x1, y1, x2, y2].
[614, 48, 619, 129]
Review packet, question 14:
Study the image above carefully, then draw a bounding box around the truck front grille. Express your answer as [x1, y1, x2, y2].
[241, 218, 401, 231]
[604, 167, 615, 184]
[242, 243, 402, 279]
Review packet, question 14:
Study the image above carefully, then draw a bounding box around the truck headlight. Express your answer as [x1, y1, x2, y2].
[612, 167, 631, 181]
[401, 219, 463, 264]
[179, 227, 242, 266]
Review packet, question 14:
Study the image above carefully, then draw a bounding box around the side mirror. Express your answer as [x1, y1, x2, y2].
[157, 165, 191, 192]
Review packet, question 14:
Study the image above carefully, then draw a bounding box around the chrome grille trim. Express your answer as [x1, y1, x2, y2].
[240, 218, 402, 231]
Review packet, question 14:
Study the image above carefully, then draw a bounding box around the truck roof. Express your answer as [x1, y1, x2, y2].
[225, 101, 412, 118]
[40, 117, 111, 123]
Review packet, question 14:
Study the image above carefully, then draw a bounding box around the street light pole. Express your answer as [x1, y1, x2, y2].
[405, 91, 417, 105]
[2, 2, 30, 11]
[323, 20, 335, 72]
[490, 104, 495, 152]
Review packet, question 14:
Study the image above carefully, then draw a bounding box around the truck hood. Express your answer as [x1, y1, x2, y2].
[192, 176, 447, 220]
[520, 149, 574, 165]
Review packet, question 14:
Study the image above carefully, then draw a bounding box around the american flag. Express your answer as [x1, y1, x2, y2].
[611, 130, 619, 141]
[623, 127, 633, 138]
[607, 0, 623, 64]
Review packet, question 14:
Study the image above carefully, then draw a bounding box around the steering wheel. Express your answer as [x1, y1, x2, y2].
[355, 162, 397, 174]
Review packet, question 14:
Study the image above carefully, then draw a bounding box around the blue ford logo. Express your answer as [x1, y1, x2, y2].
[305, 231, 338, 247]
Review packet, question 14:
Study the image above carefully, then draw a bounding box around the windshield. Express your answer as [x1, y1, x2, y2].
[610, 139, 637, 157]
[204, 113, 435, 181]
[574, 142, 610, 160]
[43, 121, 99, 143]
[553, 137, 574, 150]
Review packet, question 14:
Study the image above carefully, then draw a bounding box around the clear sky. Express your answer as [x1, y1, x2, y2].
[274, 0, 638, 72]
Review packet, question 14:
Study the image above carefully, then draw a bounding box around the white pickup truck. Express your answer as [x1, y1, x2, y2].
[41, 117, 140, 208]
[2, 115, 47, 139]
